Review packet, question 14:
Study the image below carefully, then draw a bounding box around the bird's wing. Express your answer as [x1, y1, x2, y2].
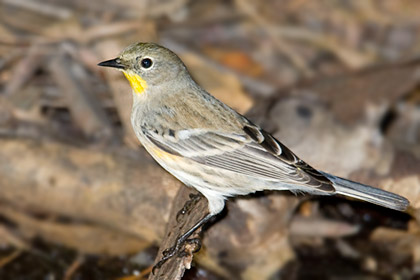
[141, 124, 334, 192]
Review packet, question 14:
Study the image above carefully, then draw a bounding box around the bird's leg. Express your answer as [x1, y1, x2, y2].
[153, 213, 214, 273]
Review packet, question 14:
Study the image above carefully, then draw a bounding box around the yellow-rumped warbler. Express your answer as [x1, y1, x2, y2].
[99, 42, 409, 267]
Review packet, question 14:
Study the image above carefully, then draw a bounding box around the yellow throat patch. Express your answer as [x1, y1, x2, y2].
[123, 72, 148, 94]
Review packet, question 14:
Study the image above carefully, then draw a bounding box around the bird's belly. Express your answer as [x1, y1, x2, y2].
[143, 142, 269, 197]
[136, 133, 295, 215]
[132, 130, 283, 213]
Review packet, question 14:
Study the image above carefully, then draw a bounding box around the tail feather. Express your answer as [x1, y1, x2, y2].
[319, 171, 409, 211]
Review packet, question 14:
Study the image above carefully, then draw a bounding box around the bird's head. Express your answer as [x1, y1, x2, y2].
[98, 42, 188, 95]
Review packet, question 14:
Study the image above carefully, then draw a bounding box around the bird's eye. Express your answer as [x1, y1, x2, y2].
[141, 58, 153, 69]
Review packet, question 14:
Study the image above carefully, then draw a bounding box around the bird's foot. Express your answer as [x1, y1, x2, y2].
[177, 238, 202, 257]
[152, 236, 202, 274]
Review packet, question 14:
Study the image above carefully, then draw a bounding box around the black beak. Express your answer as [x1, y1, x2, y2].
[98, 58, 125, 69]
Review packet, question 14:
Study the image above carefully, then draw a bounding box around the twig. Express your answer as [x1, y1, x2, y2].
[161, 38, 277, 97]
[3, 43, 45, 97]
[274, 26, 374, 69]
[2, 0, 72, 20]
[63, 254, 85, 280]
[149, 188, 208, 280]
[289, 216, 360, 237]
[0, 250, 22, 269]
[49, 51, 116, 143]
[235, 0, 313, 77]
[116, 266, 153, 280]
[83, 20, 140, 43]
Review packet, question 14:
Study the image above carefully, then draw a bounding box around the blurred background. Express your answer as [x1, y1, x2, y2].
[1, 0, 420, 279]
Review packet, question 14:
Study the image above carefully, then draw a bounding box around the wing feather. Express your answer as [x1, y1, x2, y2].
[142, 125, 334, 191]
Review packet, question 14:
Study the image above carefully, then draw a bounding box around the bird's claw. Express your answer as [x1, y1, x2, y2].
[178, 238, 201, 257]
[152, 237, 202, 274]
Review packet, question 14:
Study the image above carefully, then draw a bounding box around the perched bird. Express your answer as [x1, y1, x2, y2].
[98, 42, 409, 267]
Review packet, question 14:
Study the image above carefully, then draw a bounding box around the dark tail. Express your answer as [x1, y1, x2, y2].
[319, 171, 409, 211]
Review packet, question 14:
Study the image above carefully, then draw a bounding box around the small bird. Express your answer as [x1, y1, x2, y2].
[99, 42, 409, 267]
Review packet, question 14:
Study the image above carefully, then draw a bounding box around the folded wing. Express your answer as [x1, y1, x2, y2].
[142, 125, 334, 192]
